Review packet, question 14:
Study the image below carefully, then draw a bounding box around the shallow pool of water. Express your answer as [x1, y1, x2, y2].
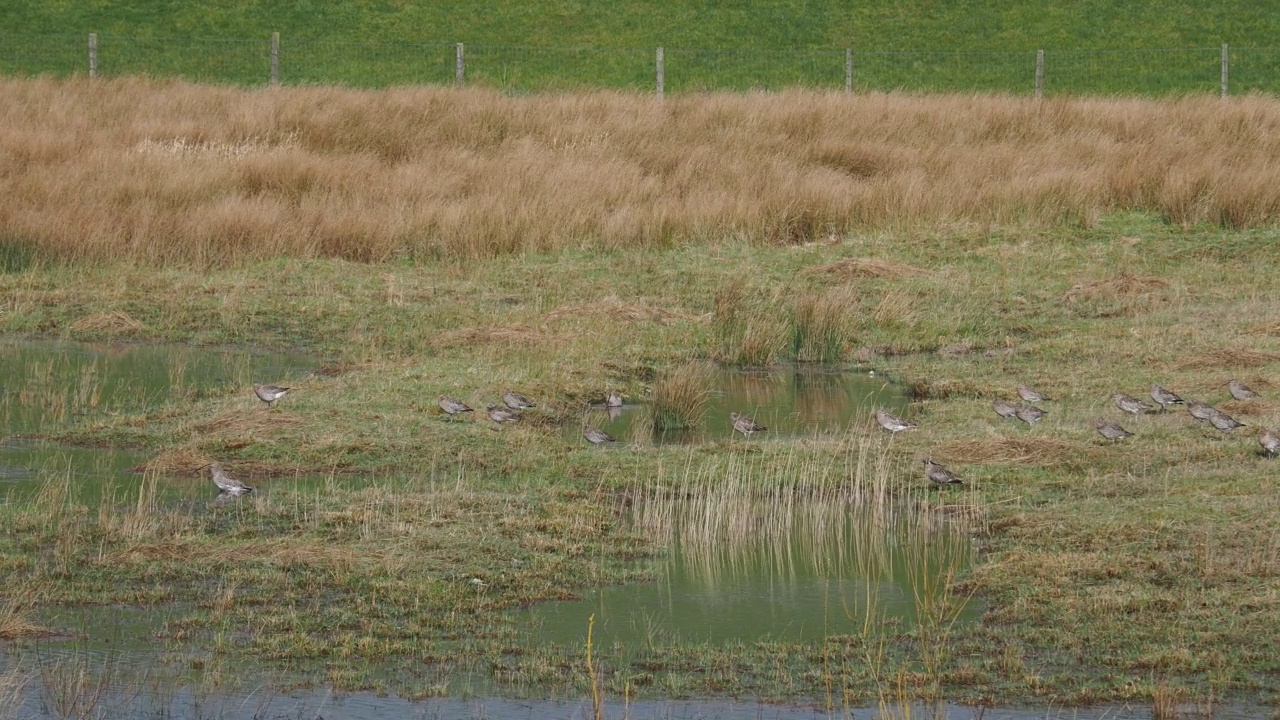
[523, 495, 975, 647]
[569, 365, 905, 446]
[0, 338, 316, 499]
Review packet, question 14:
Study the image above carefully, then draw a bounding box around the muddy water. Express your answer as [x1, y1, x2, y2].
[570, 365, 906, 445]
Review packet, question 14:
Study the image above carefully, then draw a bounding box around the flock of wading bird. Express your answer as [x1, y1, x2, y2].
[878, 379, 1278, 489]
[200, 378, 1278, 496]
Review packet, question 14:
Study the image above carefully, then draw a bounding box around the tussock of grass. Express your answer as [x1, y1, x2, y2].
[907, 379, 985, 400]
[1245, 322, 1280, 337]
[67, 311, 146, 334]
[791, 286, 857, 363]
[0, 583, 54, 640]
[543, 296, 705, 325]
[938, 438, 1077, 466]
[431, 325, 558, 348]
[136, 448, 210, 475]
[1060, 272, 1170, 303]
[1176, 347, 1280, 370]
[806, 257, 937, 280]
[713, 280, 788, 366]
[650, 362, 714, 431]
[191, 411, 303, 436]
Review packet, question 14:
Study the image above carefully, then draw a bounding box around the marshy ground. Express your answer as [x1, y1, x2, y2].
[1, 77, 1279, 715]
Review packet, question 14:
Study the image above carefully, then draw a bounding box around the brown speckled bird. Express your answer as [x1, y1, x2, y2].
[1015, 405, 1046, 425]
[1094, 418, 1133, 442]
[1113, 393, 1155, 416]
[875, 410, 917, 434]
[923, 459, 964, 486]
[993, 399, 1019, 419]
[1017, 384, 1049, 403]
[502, 389, 536, 410]
[1227, 379, 1258, 401]
[582, 424, 616, 445]
[1149, 385, 1184, 411]
[730, 412, 767, 437]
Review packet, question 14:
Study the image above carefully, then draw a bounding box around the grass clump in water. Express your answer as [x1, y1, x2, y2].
[650, 361, 714, 431]
[791, 286, 858, 363]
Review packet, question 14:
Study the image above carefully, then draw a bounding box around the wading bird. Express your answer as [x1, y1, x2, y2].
[582, 424, 616, 445]
[1094, 418, 1133, 442]
[874, 410, 917, 434]
[1113, 393, 1154, 416]
[1015, 405, 1046, 425]
[993, 399, 1019, 419]
[923, 459, 964, 486]
[1208, 410, 1246, 432]
[1149, 385, 1184, 411]
[606, 389, 624, 408]
[1227, 379, 1258, 400]
[502, 389, 536, 410]
[253, 384, 290, 410]
[202, 461, 254, 496]
[1017, 384, 1049, 403]
[730, 411, 767, 437]
[487, 405, 520, 424]
[1260, 429, 1280, 456]
[438, 395, 474, 418]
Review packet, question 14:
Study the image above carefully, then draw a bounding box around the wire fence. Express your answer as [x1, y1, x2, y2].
[4, 33, 1280, 96]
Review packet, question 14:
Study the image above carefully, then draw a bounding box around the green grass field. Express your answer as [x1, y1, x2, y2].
[4, 1, 1280, 93]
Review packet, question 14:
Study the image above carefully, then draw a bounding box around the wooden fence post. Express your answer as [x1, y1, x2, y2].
[455, 42, 465, 85]
[656, 46, 665, 98]
[1034, 49, 1044, 98]
[1221, 43, 1229, 98]
[270, 32, 280, 85]
[88, 33, 97, 78]
[845, 48, 853, 92]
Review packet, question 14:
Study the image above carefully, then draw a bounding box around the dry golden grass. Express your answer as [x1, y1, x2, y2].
[542, 295, 706, 325]
[8, 77, 1280, 265]
[805, 257, 937, 280]
[431, 324, 559, 348]
[1176, 347, 1280, 370]
[191, 410, 304, 436]
[67, 311, 146, 334]
[1060, 272, 1170, 303]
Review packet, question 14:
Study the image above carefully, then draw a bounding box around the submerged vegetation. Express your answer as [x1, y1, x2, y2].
[1, 75, 1280, 714]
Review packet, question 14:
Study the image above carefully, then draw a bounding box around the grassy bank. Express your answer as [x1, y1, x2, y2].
[5, 1, 1280, 93]
[2, 78, 1280, 711]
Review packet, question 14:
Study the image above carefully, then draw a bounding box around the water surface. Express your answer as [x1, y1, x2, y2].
[570, 365, 905, 445]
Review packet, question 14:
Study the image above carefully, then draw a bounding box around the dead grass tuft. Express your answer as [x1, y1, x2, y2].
[1175, 347, 1280, 370]
[136, 447, 209, 475]
[938, 438, 1077, 465]
[908, 378, 985, 400]
[68, 311, 146, 334]
[431, 324, 558, 348]
[1061, 272, 1169, 303]
[192, 411, 304, 437]
[105, 537, 370, 569]
[543, 295, 705, 325]
[806, 257, 937, 280]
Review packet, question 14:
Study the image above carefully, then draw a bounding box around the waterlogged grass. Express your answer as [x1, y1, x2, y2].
[1, 212, 1280, 709]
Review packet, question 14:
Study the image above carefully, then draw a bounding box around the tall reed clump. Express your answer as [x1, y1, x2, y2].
[791, 286, 859, 363]
[650, 361, 714, 431]
[714, 280, 787, 366]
